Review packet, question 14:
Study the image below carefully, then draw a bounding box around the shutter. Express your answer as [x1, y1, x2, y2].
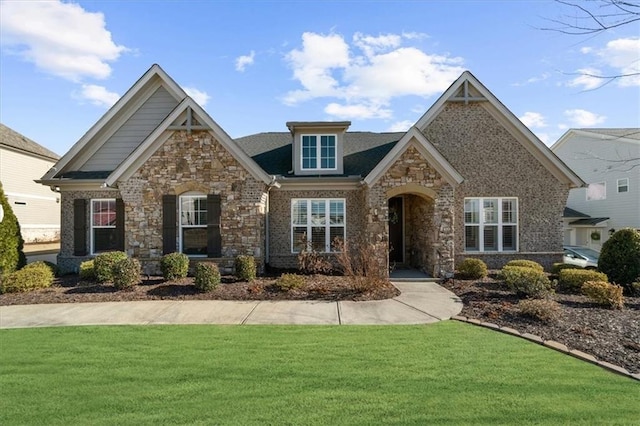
[115, 198, 125, 251]
[162, 195, 177, 254]
[73, 199, 87, 256]
[207, 194, 221, 257]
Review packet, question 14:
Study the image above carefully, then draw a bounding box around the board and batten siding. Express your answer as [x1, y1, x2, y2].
[0, 146, 61, 242]
[553, 135, 640, 229]
[80, 86, 179, 172]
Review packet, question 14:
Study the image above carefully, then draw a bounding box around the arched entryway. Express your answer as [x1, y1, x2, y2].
[387, 184, 437, 274]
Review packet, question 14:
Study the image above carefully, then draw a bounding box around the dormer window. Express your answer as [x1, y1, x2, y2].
[302, 135, 336, 170]
[287, 121, 350, 176]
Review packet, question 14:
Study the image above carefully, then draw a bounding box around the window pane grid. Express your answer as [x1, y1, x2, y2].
[464, 198, 517, 252]
[180, 195, 207, 255]
[91, 199, 117, 254]
[292, 199, 345, 253]
[301, 134, 336, 170]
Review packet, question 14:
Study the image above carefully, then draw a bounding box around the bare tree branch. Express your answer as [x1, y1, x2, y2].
[540, 0, 640, 35]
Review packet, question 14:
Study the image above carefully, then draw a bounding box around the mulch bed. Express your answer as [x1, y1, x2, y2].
[0, 274, 399, 305]
[440, 275, 640, 374]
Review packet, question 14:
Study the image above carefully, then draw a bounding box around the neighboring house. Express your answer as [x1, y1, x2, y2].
[38, 64, 583, 275]
[0, 123, 61, 243]
[552, 128, 640, 251]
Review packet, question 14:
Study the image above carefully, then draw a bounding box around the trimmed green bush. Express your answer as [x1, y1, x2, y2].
[112, 258, 141, 290]
[558, 269, 608, 294]
[598, 228, 640, 294]
[501, 266, 553, 298]
[582, 281, 624, 309]
[160, 252, 189, 280]
[456, 258, 488, 280]
[40, 260, 59, 277]
[504, 260, 544, 272]
[0, 262, 54, 293]
[79, 260, 96, 281]
[518, 299, 561, 323]
[194, 262, 220, 292]
[275, 273, 305, 291]
[0, 182, 26, 276]
[235, 255, 256, 282]
[94, 251, 128, 283]
[551, 263, 582, 275]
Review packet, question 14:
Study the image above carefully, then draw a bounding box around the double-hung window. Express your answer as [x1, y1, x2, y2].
[292, 199, 345, 252]
[91, 199, 117, 254]
[179, 194, 207, 255]
[464, 198, 518, 252]
[301, 135, 336, 170]
[617, 178, 629, 193]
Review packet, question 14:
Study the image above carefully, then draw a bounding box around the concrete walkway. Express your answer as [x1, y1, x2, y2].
[0, 282, 462, 328]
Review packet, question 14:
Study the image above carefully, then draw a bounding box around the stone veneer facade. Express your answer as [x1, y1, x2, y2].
[364, 145, 455, 276]
[422, 102, 568, 270]
[57, 130, 268, 274]
[57, 103, 569, 275]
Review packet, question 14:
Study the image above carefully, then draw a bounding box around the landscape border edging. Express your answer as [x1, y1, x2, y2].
[451, 315, 639, 382]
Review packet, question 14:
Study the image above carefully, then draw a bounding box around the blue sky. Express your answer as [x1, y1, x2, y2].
[1, 0, 639, 157]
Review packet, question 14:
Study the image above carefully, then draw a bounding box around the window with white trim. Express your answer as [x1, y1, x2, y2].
[617, 178, 629, 193]
[91, 199, 117, 254]
[586, 182, 606, 201]
[464, 198, 518, 252]
[301, 135, 336, 170]
[291, 199, 345, 252]
[179, 193, 207, 255]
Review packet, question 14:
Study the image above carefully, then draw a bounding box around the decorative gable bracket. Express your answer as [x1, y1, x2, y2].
[167, 106, 210, 134]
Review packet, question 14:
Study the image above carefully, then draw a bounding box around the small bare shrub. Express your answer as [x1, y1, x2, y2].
[456, 258, 488, 279]
[518, 299, 561, 323]
[274, 273, 305, 291]
[581, 281, 624, 309]
[297, 235, 333, 275]
[333, 237, 388, 293]
[505, 260, 544, 272]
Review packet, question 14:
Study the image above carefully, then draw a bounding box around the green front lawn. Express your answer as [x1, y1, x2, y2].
[1, 322, 637, 425]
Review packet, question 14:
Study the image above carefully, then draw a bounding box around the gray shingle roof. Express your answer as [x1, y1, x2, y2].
[563, 207, 589, 218]
[0, 123, 60, 161]
[569, 217, 609, 225]
[235, 131, 405, 177]
[577, 128, 640, 141]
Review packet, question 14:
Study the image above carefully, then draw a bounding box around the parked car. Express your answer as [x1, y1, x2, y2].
[563, 246, 600, 269]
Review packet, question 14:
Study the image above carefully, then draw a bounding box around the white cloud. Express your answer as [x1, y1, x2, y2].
[283, 32, 350, 104]
[235, 51, 255, 72]
[387, 120, 414, 132]
[79, 84, 120, 108]
[324, 102, 392, 119]
[283, 31, 464, 116]
[184, 87, 211, 106]
[571, 38, 640, 89]
[598, 37, 640, 87]
[564, 109, 607, 127]
[512, 72, 550, 86]
[0, 0, 127, 81]
[567, 68, 603, 90]
[519, 112, 547, 128]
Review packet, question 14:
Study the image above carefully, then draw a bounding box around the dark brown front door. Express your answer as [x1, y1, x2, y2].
[388, 197, 403, 263]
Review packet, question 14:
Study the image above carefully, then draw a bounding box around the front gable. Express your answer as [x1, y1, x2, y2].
[416, 71, 584, 189]
[40, 64, 271, 188]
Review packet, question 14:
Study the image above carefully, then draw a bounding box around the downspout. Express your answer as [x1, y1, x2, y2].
[265, 176, 281, 265]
